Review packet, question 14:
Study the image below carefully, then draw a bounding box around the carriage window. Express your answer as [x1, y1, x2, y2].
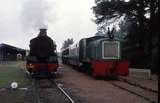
[102, 41, 120, 59]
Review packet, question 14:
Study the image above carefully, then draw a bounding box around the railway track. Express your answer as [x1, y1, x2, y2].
[109, 79, 158, 103]
[118, 76, 158, 93]
[32, 78, 75, 103]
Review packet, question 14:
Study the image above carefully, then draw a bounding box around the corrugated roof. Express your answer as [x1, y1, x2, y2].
[0, 43, 25, 51]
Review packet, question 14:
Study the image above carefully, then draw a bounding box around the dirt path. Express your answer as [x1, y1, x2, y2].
[55, 64, 153, 103]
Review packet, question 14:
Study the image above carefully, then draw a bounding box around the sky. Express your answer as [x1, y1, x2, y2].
[0, 0, 97, 51]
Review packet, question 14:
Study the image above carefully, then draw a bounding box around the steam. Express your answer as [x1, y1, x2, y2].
[21, 0, 55, 32]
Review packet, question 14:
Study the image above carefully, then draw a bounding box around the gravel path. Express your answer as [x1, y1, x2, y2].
[55, 64, 157, 103]
[0, 88, 33, 103]
[119, 75, 158, 92]
[110, 80, 157, 102]
[32, 79, 72, 103]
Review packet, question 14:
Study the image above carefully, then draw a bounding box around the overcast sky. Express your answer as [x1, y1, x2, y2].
[0, 0, 97, 51]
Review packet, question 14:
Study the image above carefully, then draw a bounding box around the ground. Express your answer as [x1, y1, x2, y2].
[0, 61, 31, 103]
[0, 61, 29, 88]
[0, 61, 158, 103]
[55, 64, 157, 103]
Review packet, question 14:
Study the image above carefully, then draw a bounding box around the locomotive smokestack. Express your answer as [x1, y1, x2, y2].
[39, 28, 47, 36]
[40, 28, 47, 32]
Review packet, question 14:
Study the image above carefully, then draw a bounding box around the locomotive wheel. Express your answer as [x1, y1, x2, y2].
[107, 70, 118, 80]
[85, 64, 93, 76]
[79, 63, 93, 76]
[86, 68, 93, 76]
[79, 64, 85, 72]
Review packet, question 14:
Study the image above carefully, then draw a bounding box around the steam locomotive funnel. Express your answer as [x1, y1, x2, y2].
[40, 28, 47, 32]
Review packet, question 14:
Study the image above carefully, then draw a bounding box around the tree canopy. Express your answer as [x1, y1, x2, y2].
[92, 0, 159, 42]
[62, 38, 74, 49]
[92, 0, 160, 72]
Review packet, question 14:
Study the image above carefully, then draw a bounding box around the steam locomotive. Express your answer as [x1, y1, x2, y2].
[62, 36, 129, 78]
[26, 29, 59, 77]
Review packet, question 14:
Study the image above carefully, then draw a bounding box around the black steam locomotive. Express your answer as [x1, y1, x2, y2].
[26, 29, 59, 77]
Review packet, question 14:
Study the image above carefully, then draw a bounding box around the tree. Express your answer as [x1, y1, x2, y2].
[92, 0, 160, 73]
[62, 38, 74, 49]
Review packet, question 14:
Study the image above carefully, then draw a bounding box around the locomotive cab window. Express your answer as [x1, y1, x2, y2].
[102, 41, 120, 59]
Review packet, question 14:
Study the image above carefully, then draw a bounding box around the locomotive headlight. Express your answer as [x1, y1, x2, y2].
[79, 63, 83, 66]
[27, 63, 34, 68]
[11, 82, 18, 89]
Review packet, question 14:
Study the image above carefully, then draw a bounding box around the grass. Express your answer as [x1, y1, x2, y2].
[0, 61, 30, 88]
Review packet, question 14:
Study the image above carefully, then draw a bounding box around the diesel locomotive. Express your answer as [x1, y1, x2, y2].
[26, 28, 59, 77]
[62, 36, 129, 78]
